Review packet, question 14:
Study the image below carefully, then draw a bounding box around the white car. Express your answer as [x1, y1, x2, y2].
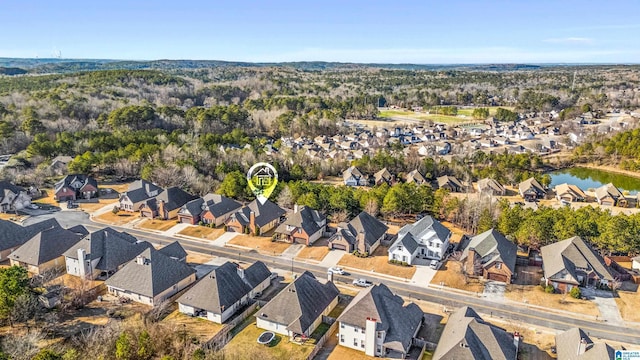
[429, 260, 442, 270]
[28, 204, 39, 210]
[328, 267, 345, 275]
[352, 278, 373, 287]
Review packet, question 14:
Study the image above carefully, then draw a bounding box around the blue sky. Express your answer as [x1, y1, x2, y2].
[1, 0, 639, 63]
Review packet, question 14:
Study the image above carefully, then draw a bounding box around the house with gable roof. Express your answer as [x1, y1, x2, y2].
[388, 215, 451, 265]
[177, 193, 242, 226]
[405, 170, 427, 185]
[328, 212, 388, 254]
[476, 178, 506, 196]
[274, 205, 326, 245]
[343, 166, 368, 186]
[139, 186, 197, 220]
[518, 177, 546, 202]
[0, 218, 62, 261]
[54, 174, 98, 201]
[118, 180, 163, 212]
[225, 199, 286, 235]
[177, 261, 271, 323]
[594, 183, 625, 207]
[555, 328, 615, 360]
[436, 175, 463, 192]
[337, 283, 423, 358]
[461, 229, 517, 284]
[0, 181, 32, 213]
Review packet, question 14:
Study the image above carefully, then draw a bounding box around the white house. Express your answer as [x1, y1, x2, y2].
[388, 216, 451, 265]
[343, 166, 368, 186]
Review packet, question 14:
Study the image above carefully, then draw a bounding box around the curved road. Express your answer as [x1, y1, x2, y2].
[25, 211, 640, 344]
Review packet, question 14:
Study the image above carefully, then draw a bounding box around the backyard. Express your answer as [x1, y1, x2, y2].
[338, 246, 416, 280]
[178, 225, 225, 240]
[162, 310, 223, 342]
[228, 235, 292, 255]
[223, 319, 315, 360]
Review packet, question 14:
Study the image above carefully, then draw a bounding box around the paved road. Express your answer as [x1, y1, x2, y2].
[25, 212, 640, 344]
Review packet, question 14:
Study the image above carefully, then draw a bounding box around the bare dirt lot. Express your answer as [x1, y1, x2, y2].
[430, 260, 484, 293]
[338, 246, 416, 279]
[505, 285, 600, 317]
[228, 235, 292, 255]
[296, 239, 330, 261]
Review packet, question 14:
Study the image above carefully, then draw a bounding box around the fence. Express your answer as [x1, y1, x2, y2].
[206, 300, 263, 351]
[306, 320, 339, 360]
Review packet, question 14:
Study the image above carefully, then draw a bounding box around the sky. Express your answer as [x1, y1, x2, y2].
[1, 0, 639, 64]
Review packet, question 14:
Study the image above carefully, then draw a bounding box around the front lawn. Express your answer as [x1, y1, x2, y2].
[296, 239, 330, 261]
[430, 260, 484, 293]
[228, 235, 292, 255]
[338, 246, 416, 280]
[137, 218, 177, 232]
[615, 289, 640, 322]
[178, 225, 225, 240]
[222, 319, 314, 360]
[94, 211, 139, 225]
[505, 285, 600, 317]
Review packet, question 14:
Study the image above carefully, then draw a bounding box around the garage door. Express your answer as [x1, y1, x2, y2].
[180, 217, 192, 224]
[228, 226, 241, 233]
[293, 237, 307, 245]
[331, 243, 347, 251]
[487, 273, 508, 283]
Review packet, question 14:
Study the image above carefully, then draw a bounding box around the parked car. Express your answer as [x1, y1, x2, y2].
[66, 201, 78, 209]
[430, 260, 442, 270]
[352, 278, 373, 287]
[28, 204, 39, 210]
[253, 291, 262, 299]
[328, 267, 345, 275]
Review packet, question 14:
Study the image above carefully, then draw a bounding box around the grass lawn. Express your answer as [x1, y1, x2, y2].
[338, 246, 416, 280]
[163, 310, 223, 342]
[178, 225, 225, 240]
[430, 261, 484, 293]
[327, 295, 353, 319]
[137, 218, 177, 232]
[296, 239, 330, 261]
[78, 198, 119, 212]
[615, 290, 640, 322]
[223, 320, 315, 360]
[505, 285, 600, 317]
[34, 188, 58, 206]
[228, 235, 292, 255]
[422, 350, 434, 360]
[327, 344, 377, 360]
[101, 183, 130, 193]
[185, 251, 214, 265]
[94, 211, 139, 226]
[441, 221, 465, 244]
[0, 213, 25, 222]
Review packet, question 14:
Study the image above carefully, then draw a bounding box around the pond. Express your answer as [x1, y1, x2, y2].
[548, 167, 640, 195]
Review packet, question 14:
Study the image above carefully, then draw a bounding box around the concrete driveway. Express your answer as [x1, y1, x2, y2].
[411, 265, 437, 286]
[319, 249, 345, 268]
[582, 288, 623, 325]
[483, 281, 506, 301]
[210, 231, 239, 246]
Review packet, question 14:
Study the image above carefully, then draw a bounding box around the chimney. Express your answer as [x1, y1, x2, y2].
[364, 317, 378, 356]
[136, 255, 147, 265]
[466, 247, 476, 276]
[77, 248, 87, 278]
[237, 267, 245, 279]
[577, 338, 587, 355]
[513, 331, 520, 351]
[294, 204, 299, 213]
[250, 211, 256, 229]
[327, 270, 334, 283]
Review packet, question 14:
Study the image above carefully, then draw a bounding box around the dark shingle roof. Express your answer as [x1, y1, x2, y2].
[337, 284, 423, 354]
[242, 261, 271, 288]
[433, 306, 517, 360]
[54, 174, 97, 194]
[177, 262, 251, 314]
[158, 241, 187, 260]
[121, 180, 163, 203]
[0, 181, 25, 202]
[256, 272, 339, 335]
[9, 226, 84, 266]
[347, 212, 388, 247]
[275, 206, 325, 237]
[0, 218, 61, 251]
[462, 229, 517, 273]
[231, 199, 286, 228]
[63, 227, 152, 272]
[105, 247, 195, 298]
[144, 186, 197, 212]
[201, 194, 242, 217]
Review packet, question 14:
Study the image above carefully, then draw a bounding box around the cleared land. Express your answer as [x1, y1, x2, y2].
[430, 260, 484, 293]
[505, 285, 600, 317]
[296, 239, 330, 261]
[228, 235, 292, 255]
[178, 225, 225, 240]
[223, 319, 315, 360]
[137, 218, 177, 232]
[94, 211, 139, 225]
[338, 246, 416, 279]
[615, 290, 640, 322]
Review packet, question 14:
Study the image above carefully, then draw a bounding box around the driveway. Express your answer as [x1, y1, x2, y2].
[210, 231, 239, 246]
[282, 244, 304, 258]
[582, 288, 623, 325]
[411, 265, 437, 287]
[164, 223, 190, 236]
[319, 249, 345, 268]
[483, 281, 506, 301]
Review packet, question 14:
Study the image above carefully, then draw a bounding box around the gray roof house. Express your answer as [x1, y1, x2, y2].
[54, 174, 98, 201]
[0, 218, 62, 261]
[118, 180, 163, 212]
[328, 211, 388, 255]
[388, 216, 451, 265]
[139, 186, 197, 220]
[436, 175, 463, 192]
[461, 229, 517, 284]
[343, 166, 368, 186]
[555, 328, 615, 360]
[476, 178, 506, 196]
[177, 261, 272, 323]
[518, 177, 545, 201]
[225, 199, 286, 235]
[405, 170, 427, 185]
[63, 227, 153, 279]
[433, 306, 519, 360]
[337, 284, 423, 357]
[157, 241, 187, 262]
[177, 193, 242, 226]
[373, 168, 394, 185]
[256, 271, 339, 338]
[274, 206, 326, 245]
[9, 225, 85, 275]
[105, 247, 196, 306]
[541, 236, 614, 291]
[0, 181, 31, 213]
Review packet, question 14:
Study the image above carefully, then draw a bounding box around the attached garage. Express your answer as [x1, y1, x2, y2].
[487, 273, 508, 283]
[180, 216, 193, 224]
[227, 226, 242, 233]
[293, 237, 307, 245]
[330, 243, 347, 251]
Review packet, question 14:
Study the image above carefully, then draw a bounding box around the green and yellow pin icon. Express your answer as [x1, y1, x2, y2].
[247, 162, 278, 204]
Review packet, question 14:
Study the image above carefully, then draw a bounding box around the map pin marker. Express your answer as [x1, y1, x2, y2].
[247, 162, 278, 204]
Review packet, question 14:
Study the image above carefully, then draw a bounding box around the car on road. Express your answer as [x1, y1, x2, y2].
[28, 204, 39, 210]
[429, 260, 442, 270]
[328, 267, 345, 275]
[352, 278, 373, 287]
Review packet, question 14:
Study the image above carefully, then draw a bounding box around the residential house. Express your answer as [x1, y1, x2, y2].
[405, 170, 427, 185]
[554, 183, 587, 202]
[328, 212, 388, 254]
[476, 178, 506, 196]
[541, 236, 614, 292]
[372, 168, 394, 186]
[64, 227, 153, 279]
[594, 183, 625, 207]
[388, 216, 451, 265]
[461, 229, 517, 284]
[0, 181, 32, 213]
[54, 174, 98, 201]
[436, 175, 463, 193]
[0, 218, 61, 261]
[105, 247, 196, 306]
[225, 199, 286, 235]
[555, 328, 615, 360]
[274, 206, 326, 245]
[256, 271, 339, 338]
[118, 180, 163, 212]
[433, 306, 519, 360]
[632, 255, 640, 271]
[9, 225, 86, 275]
[337, 284, 423, 358]
[158, 241, 188, 262]
[178, 261, 271, 323]
[518, 177, 546, 202]
[139, 186, 197, 220]
[49, 155, 74, 173]
[343, 166, 368, 186]
[178, 193, 242, 226]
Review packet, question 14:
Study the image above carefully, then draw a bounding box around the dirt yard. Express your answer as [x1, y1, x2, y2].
[338, 246, 416, 279]
[296, 239, 330, 261]
[223, 319, 315, 360]
[430, 260, 484, 293]
[441, 221, 465, 244]
[162, 310, 223, 342]
[185, 251, 214, 265]
[178, 225, 225, 240]
[228, 235, 292, 255]
[94, 211, 139, 225]
[615, 290, 640, 322]
[505, 285, 600, 317]
[137, 218, 177, 232]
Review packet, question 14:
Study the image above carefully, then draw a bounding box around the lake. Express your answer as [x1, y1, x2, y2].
[549, 167, 640, 195]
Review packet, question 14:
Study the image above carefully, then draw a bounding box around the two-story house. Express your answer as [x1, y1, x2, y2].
[177, 193, 242, 226]
[274, 205, 326, 245]
[118, 180, 163, 212]
[388, 216, 451, 265]
[0, 181, 32, 213]
[54, 174, 98, 201]
[343, 166, 368, 186]
[328, 212, 388, 255]
[461, 229, 517, 284]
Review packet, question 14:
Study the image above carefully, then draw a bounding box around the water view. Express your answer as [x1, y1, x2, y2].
[548, 167, 640, 195]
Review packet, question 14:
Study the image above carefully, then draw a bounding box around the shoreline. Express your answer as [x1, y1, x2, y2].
[575, 163, 640, 181]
